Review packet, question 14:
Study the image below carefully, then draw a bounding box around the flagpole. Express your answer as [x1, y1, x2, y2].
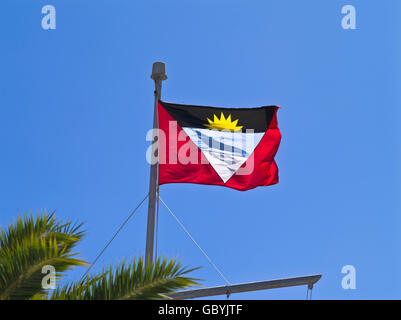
[146, 62, 167, 266]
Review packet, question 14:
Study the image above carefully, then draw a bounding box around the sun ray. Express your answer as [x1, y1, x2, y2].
[204, 113, 243, 132]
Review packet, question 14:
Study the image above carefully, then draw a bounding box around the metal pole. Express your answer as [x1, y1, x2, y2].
[167, 274, 322, 300]
[146, 62, 167, 266]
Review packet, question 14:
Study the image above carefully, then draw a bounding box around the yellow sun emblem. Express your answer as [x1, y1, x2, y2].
[205, 113, 243, 132]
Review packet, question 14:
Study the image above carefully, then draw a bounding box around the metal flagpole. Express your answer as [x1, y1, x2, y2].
[145, 62, 167, 266]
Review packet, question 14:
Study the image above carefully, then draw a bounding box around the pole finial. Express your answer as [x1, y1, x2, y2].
[151, 62, 167, 81]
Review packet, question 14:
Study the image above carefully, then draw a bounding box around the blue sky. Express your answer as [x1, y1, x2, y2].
[0, 0, 400, 299]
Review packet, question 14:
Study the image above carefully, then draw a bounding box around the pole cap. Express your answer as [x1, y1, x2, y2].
[151, 62, 167, 81]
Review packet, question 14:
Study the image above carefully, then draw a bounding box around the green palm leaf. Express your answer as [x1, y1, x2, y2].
[0, 212, 86, 300]
[51, 256, 200, 300]
[1, 212, 200, 300]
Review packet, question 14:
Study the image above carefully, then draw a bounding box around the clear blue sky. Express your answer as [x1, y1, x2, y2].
[0, 0, 400, 299]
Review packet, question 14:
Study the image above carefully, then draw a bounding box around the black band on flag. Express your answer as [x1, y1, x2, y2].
[159, 101, 278, 133]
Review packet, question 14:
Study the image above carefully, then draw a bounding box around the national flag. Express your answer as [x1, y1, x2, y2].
[157, 100, 281, 191]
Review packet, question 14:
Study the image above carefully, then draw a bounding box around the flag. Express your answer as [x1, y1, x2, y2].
[157, 100, 281, 191]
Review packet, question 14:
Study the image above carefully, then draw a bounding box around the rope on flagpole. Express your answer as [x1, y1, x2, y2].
[79, 193, 149, 283]
[159, 196, 231, 286]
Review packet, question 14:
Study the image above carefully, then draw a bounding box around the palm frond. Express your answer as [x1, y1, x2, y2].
[51, 256, 200, 300]
[0, 211, 85, 251]
[0, 212, 86, 300]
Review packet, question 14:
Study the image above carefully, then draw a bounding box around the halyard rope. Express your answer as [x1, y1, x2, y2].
[159, 196, 231, 286]
[79, 193, 149, 283]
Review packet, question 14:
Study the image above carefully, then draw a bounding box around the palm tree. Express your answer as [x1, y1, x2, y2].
[0, 212, 199, 300]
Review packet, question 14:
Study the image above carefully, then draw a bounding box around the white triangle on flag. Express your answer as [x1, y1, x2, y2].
[183, 128, 264, 183]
